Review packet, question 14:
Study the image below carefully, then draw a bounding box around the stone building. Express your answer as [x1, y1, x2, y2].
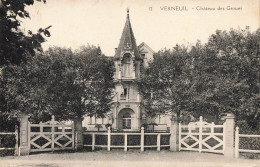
[83, 9, 171, 131]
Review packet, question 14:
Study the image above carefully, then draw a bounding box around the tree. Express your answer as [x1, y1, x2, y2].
[29, 46, 114, 122]
[138, 27, 260, 131]
[0, 51, 53, 124]
[194, 28, 260, 128]
[0, 0, 50, 130]
[0, 45, 115, 124]
[74, 45, 115, 120]
[0, 0, 50, 66]
[137, 45, 195, 118]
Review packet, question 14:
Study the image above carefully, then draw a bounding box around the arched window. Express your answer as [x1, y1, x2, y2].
[122, 53, 131, 77]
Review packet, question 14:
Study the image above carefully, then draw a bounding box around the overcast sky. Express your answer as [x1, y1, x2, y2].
[23, 0, 259, 56]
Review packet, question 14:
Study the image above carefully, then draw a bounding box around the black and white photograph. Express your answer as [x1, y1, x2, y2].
[0, 0, 259, 166]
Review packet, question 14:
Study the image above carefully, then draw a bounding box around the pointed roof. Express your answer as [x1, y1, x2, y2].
[138, 42, 155, 54]
[114, 9, 141, 60]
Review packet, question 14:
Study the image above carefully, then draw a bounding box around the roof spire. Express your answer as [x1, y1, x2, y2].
[127, 8, 129, 19]
[114, 8, 141, 60]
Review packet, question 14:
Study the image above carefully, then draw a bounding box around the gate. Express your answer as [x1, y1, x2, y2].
[29, 116, 74, 153]
[179, 116, 225, 154]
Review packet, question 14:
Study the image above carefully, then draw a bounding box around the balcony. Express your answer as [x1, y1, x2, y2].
[120, 94, 126, 100]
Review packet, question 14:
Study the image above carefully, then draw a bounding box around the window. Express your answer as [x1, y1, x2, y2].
[124, 88, 127, 95]
[120, 87, 129, 100]
[122, 53, 131, 77]
[122, 64, 131, 77]
[122, 114, 131, 129]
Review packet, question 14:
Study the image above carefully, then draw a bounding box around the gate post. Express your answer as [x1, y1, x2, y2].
[222, 113, 235, 158]
[18, 115, 30, 156]
[170, 116, 180, 152]
[74, 118, 83, 151]
[140, 127, 144, 151]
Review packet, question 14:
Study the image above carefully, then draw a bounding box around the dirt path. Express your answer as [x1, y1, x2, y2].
[1, 150, 259, 167]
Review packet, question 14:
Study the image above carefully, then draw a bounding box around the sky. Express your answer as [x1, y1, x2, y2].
[23, 0, 260, 56]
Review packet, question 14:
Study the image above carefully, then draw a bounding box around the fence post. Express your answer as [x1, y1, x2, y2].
[141, 127, 144, 151]
[74, 118, 83, 151]
[107, 127, 111, 151]
[72, 122, 75, 150]
[124, 133, 127, 151]
[157, 134, 161, 151]
[14, 125, 19, 156]
[92, 134, 95, 151]
[222, 113, 235, 158]
[170, 116, 180, 152]
[199, 117, 202, 153]
[18, 115, 30, 156]
[235, 127, 239, 158]
[51, 118, 54, 152]
[178, 123, 181, 151]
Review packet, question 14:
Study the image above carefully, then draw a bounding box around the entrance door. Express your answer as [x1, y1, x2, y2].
[118, 108, 134, 130]
[122, 114, 131, 129]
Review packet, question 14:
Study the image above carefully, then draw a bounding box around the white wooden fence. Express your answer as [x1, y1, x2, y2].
[0, 126, 19, 155]
[83, 127, 171, 151]
[179, 116, 225, 154]
[29, 116, 74, 153]
[235, 127, 260, 158]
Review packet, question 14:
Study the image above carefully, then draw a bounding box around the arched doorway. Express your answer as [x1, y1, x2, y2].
[118, 108, 134, 130]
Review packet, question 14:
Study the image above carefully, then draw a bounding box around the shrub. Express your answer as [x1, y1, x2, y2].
[0, 134, 16, 157]
[236, 121, 260, 159]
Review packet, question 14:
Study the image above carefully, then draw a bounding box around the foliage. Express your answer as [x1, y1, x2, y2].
[141, 123, 149, 130]
[0, 64, 27, 130]
[137, 45, 195, 118]
[138, 27, 260, 131]
[0, 45, 115, 124]
[0, 0, 50, 130]
[0, 0, 50, 66]
[105, 123, 112, 129]
[0, 134, 16, 156]
[191, 28, 260, 126]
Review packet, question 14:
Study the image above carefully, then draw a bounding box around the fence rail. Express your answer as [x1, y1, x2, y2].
[235, 127, 260, 158]
[0, 126, 19, 156]
[83, 127, 170, 152]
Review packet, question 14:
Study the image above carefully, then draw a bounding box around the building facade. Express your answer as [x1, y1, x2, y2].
[83, 9, 171, 131]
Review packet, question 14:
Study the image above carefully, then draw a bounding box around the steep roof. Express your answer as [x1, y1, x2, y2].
[114, 9, 141, 60]
[138, 42, 155, 54]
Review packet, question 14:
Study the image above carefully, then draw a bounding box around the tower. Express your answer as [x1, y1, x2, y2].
[112, 9, 142, 130]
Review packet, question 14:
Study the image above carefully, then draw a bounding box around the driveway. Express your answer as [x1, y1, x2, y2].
[1, 150, 259, 167]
